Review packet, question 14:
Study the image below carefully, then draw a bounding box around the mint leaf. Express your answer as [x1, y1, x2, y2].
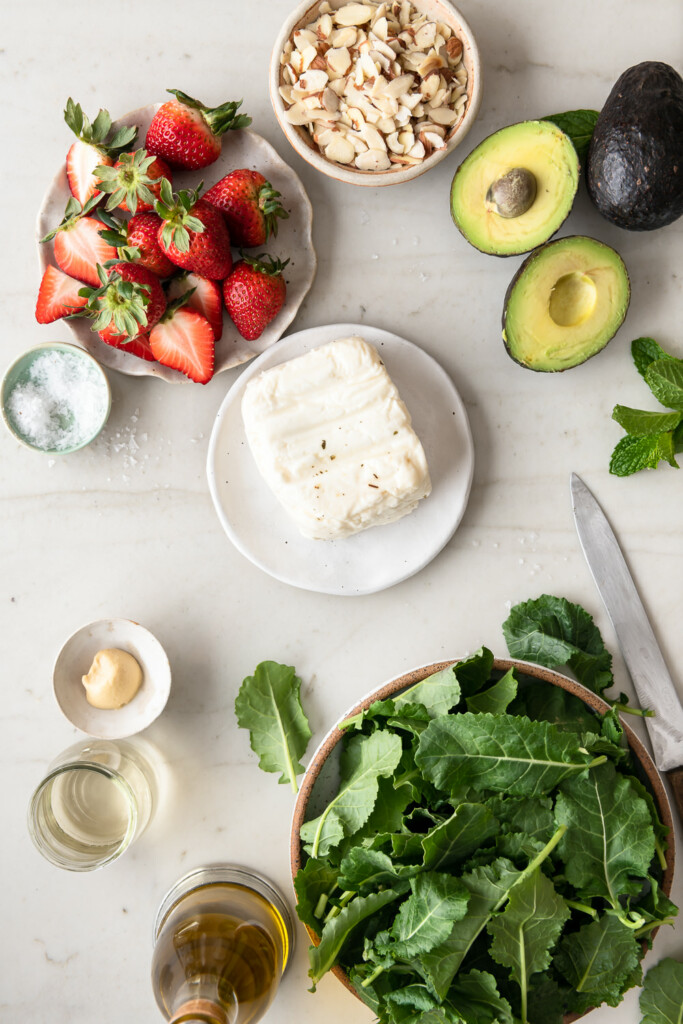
[612, 405, 682, 436]
[646, 359, 683, 411]
[639, 957, 683, 1024]
[542, 109, 599, 162]
[308, 887, 406, 987]
[300, 730, 403, 858]
[554, 915, 641, 1007]
[631, 337, 679, 379]
[502, 594, 614, 694]
[235, 661, 311, 792]
[610, 432, 679, 475]
[466, 667, 518, 714]
[421, 803, 498, 871]
[381, 871, 470, 960]
[488, 868, 570, 1020]
[416, 712, 595, 797]
[555, 761, 656, 918]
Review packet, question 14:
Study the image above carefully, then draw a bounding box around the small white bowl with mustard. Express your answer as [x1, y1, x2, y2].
[53, 619, 171, 739]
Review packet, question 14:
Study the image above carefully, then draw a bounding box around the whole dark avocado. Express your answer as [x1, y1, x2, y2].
[587, 61, 683, 230]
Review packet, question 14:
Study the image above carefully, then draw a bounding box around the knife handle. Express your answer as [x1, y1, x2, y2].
[666, 766, 683, 823]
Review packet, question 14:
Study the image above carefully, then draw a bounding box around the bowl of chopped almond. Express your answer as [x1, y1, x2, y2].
[270, 0, 482, 185]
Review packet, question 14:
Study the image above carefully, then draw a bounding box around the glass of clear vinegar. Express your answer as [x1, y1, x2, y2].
[28, 737, 156, 870]
[152, 866, 294, 1024]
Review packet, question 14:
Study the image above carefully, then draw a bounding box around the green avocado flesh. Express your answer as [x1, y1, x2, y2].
[450, 120, 580, 256]
[502, 236, 630, 372]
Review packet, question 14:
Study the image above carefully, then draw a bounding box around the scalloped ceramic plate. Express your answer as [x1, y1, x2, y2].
[207, 323, 475, 595]
[36, 105, 317, 382]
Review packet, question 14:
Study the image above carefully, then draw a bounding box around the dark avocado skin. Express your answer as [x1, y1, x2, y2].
[587, 61, 683, 230]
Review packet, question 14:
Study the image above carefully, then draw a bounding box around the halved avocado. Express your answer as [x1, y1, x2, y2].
[502, 236, 630, 372]
[450, 121, 580, 256]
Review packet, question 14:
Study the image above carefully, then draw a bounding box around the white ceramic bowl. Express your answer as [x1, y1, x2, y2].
[53, 619, 171, 739]
[270, 0, 482, 187]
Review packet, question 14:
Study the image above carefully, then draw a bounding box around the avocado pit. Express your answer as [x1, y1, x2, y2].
[486, 167, 537, 219]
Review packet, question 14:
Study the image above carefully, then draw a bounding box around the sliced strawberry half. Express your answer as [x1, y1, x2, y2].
[42, 197, 117, 287]
[167, 272, 224, 341]
[35, 265, 89, 324]
[150, 305, 215, 384]
[100, 329, 156, 361]
[63, 98, 137, 206]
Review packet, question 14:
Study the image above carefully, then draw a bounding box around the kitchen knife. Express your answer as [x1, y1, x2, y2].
[570, 472, 683, 820]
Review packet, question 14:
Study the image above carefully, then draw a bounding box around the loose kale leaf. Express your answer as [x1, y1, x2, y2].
[639, 957, 683, 1024]
[502, 594, 614, 694]
[526, 975, 567, 1024]
[554, 914, 641, 1008]
[448, 969, 515, 1024]
[466, 668, 518, 715]
[234, 661, 312, 791]
[416, 712, 595, 798]
[610, 432, 679, 475]
[542, 109, 599, 162]
[384, 983, 439, 1015]
[645, 359, 683, 412]
[338, 848, 420, 893]
[293, 857, 339, 932]
[612, 405, 682, 436]
[380, 871, 470, 960]
[418, 859, 523, 999]
[421, 803, 498, 871]
[487, 868, 570, 1018]
[554, 761, 656, 916]
[485, 794, 556, 846]
[341, 698, 431, 733]
[631, 337, 679, 379]
[454, 647, 495, 697]
[300, 729, 403, 858]
[309, 887, 407, 987]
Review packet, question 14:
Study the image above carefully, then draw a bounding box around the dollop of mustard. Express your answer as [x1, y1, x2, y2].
[82, 648, 142, 710]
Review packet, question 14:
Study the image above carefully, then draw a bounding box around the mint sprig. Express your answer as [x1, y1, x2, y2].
[609, 338, 683, 475]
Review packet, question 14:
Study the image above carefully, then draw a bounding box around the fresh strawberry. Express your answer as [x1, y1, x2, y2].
[156, 181, 232, 280]
[223, 254, 289, 341]
[94, 149, 173, 214]
[42, 197, 117, 287]
[149, 303, 215, 384]
[35, 265, 89, 323]
[79, 263, 167, 344]
[100, 330, 156, 361]
[167, 272, 224, 341]
[204, 170, 288, 247]
[64, 98, 137, 205]
[145, 89, 250, 170]
[97, 211, 176, 277]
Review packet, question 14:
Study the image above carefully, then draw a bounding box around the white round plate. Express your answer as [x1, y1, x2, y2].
[36, 105, 316, 382]
[206, 324, 474, 596]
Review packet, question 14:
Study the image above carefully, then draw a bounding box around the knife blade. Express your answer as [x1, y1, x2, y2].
[570, 473, 683, 817]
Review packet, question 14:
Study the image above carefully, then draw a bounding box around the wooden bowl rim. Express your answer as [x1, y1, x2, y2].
[290, 657, 676, 1020]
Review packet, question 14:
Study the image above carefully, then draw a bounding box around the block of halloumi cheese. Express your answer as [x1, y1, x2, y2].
[241, 336, 431, 540]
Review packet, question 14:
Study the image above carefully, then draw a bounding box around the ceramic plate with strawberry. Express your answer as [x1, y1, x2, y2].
[36, 103, 316, 383]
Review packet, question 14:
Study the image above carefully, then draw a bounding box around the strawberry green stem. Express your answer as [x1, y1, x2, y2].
[166, 89, 251, 136]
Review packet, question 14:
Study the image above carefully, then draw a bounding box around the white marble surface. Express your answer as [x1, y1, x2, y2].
[1, 1, 682, 1021]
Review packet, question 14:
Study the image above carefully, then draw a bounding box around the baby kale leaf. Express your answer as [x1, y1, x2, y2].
[554, 914, 641, 1008]
[639, 957, 683, 1024]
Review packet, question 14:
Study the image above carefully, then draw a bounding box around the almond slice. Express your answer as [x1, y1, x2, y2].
[335, 3, 373, 27]
[325, 135, 356, 164]
[299, 69, 330, 94]
[327, 46, 352, 75]
[355, 148, 392, 170]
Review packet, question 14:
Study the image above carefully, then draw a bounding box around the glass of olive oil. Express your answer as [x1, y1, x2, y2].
[28, 738, 156, 870]
[152, 866, 294, 1024]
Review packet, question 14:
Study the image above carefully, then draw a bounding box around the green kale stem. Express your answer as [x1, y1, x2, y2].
[655, 837, 667, 873]
[314, 894, 329, 919]
[361, 965, 386, 989]
[635, 917, 677, 938]
[611, 702, 655, 718]
[323, 890, 355, 924]
[566, 899, 598, 918]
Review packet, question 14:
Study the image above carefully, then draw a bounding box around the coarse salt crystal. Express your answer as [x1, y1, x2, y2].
[6, 351, 108, 451]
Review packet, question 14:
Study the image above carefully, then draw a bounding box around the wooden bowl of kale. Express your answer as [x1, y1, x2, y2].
[290, 651, 676, 1024]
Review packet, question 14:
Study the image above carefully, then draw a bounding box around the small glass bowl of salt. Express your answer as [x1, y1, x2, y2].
[2, 342, 111, 454]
